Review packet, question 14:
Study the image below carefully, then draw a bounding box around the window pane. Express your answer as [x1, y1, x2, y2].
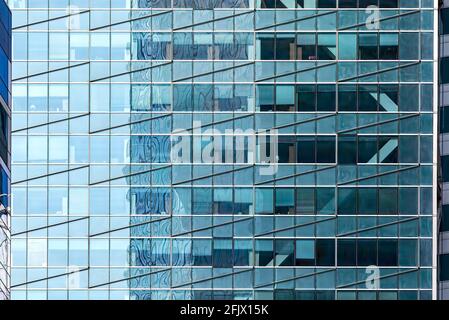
[296, 240, 315, 266]
[296, 188, 315, 214]
[359, 33, 377, 60]
[317, 85, 336, 111]
[339, 33, 356, 60]
[317, 33, 336, 60]
[275, 240, 294, 266]
[316, 136, 335, 163]
[275, 188, 295, 214]
[297, 33, 316, 60]
[297, 85, 316, 111]
[378, 239, 398, 266]
[316, 188, 335, 215]
[255, 240, 273, 266]
[255, 188, 273, 214]
[316, 239, 335, 266]
[357, 239, 377, 266]
[337, 239, 356, 266]
[379, 33, 398, 60]
[297, 137, 315, 163]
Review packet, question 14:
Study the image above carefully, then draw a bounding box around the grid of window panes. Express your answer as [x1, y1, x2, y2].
[0, 0, 11, 301]
[9, 0, 436, 300]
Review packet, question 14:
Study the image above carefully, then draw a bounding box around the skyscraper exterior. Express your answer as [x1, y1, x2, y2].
[0, 0, 11, 301]
[8, 0, 438, 300]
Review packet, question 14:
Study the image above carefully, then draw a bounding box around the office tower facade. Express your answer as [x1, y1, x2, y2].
[0, 0, 10, 301]
[8, 0, 438, 300]
[440, 0, 449, 300]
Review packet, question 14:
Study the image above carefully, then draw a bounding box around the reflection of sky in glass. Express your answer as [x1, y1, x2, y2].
[6, 0, 438, 301]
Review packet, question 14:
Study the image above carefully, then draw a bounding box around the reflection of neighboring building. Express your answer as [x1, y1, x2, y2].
[0, 0, 10, 301]
[8, 0, 439, 300]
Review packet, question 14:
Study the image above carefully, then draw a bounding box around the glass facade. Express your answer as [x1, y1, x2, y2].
[8, 0, 438, 300]
[440, 0, 449, 300]
[0, 0, 11, 301]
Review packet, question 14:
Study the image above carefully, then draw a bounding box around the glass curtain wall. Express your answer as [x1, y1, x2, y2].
[8, 0, 437, 300]
[0, 0, 11, 301]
